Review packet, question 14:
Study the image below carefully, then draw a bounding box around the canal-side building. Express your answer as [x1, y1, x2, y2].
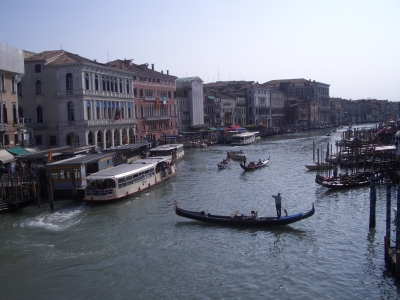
[263, 78, 330, 126]
[107, 60, 178, 145]
[19, 50, 137, 151]
[0, 42, 25, 148]
[244, 84, 271, 127]
[175, 77, 205, 131]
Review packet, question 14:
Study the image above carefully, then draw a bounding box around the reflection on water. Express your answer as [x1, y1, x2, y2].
[0, 126, 399, 299]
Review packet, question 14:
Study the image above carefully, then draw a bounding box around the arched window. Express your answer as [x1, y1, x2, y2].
[37, 106, 43, 123]
[17, 82, 22, 96]
[114, 78, 118, 92]
[2, 104, 8, 123]
[85, 73, 89, 90]
[88, 132, 93, 145]
[18, 106, 24, 118]
[12, 103, 17, 125]
[134, 88, 137, 97]
[119, 79, 123, 93]
[11, 76, 15, 93]
[0, 74, 4, 92]
[86, 101, 91, 120]
[95, 75, 99, 91]
[102, 75, 106, 91]
[140, 89, 143, 97]
[96, 101, 100, 119]
[126, 79, 130, 93]
[66, 73, 73, 91]
[110, 77, 114, 92]
[106, 76, 110, 91]
[35, 80, 42, 95]
[68, 102, 74, 121]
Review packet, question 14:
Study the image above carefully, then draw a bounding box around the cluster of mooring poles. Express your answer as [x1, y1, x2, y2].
[369, 176, 400, 279]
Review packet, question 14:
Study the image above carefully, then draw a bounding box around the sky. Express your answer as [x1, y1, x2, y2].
[2, 0, 400, 101]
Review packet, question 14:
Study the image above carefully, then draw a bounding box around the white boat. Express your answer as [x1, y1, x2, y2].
[84, 156, 177, 202]
[148, 144, 184, 161]
[231, 132, 259, 146]
[227, 150, 246, 160]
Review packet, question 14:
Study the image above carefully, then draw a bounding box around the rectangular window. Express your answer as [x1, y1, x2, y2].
[50, 136, 57, 145]
[35, 64, 41, 73]
[35, 136, 43, 145]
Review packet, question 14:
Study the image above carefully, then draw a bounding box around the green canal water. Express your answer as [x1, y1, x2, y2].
[0, 126, 399, 299]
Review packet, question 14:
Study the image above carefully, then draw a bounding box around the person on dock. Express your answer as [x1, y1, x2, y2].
[271, 192, 282, 218]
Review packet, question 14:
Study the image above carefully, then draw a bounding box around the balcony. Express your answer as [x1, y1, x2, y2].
[144, 96, 156, 101]
[0, 123, 8, 132]
[145, 115, 171, 121]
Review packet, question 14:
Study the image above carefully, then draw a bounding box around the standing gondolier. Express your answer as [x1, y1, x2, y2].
[243, 154, 246, 166]
[271, 192, 282, 218]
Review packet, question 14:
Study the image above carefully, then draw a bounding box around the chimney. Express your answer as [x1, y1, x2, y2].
[161, 70, 163, 74]
[167, 70, 169, 75]
[152, 64, 154, 70]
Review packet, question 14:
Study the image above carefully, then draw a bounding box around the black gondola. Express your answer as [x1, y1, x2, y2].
[240, 156, 270, 171]
[174, 200, 314, 227]
[315, 172, 385, 189]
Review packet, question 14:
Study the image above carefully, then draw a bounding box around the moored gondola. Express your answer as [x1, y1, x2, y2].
[174, 200, 314, 227]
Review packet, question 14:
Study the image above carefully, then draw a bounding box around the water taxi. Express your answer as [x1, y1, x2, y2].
[148, 144, 184, 161]
[231, 131, 260, 146]
[84, 156, 177, 202]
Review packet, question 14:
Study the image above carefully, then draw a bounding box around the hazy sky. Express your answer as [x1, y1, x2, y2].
[2, 0, 399, 101]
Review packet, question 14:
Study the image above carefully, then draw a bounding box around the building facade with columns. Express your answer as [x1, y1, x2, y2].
[0, 42, 25, 148]
[106, 60, 178, 145]
[19, 50, 136, 151]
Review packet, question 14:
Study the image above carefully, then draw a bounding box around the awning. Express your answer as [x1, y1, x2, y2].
[25, 147, 40, 153]
[208, 127, 218, 130]
[0, 150, 15, 163]
[6, 147, 30, 155]
[207, 96, 215, 100]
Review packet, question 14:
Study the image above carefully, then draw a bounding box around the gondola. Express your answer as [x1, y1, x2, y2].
[174, 200, 314, 227]
[315, 172, 385, 189]
[217, 157, 231, 169]
[240, 156, 270, 171]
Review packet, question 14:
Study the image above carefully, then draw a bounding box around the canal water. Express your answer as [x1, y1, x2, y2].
[1, 127, 399, 299]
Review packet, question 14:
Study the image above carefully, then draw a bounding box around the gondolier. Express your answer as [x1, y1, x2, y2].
[271, 192, 282, 218]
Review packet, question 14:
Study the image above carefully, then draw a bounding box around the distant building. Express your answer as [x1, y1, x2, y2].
[176, 77, 204, 131]
[0, 42, 25, 147]
[264, 78, 330, 125]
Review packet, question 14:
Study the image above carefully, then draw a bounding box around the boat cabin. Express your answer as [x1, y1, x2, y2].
[102, 142, 152, 165]
[148, 144, 184, 161]
[45, 153, 115, 192]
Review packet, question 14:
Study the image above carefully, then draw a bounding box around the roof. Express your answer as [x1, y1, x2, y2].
[102, 142, 152, 153]
[0, 150, 15, 163]
[46, 153, 115, 167]
[106, 59, 177, 79]
[176, 76, 203, 83]
[86, 157, 170, 180]
[24, 50, 104, 67]
[6, 147, 30, 155]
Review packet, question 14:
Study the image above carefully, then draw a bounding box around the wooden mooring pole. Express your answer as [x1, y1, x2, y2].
[369, 172, 376, 228]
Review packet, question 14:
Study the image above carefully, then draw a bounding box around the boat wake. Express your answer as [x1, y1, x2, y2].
[18, 207, 86, 231]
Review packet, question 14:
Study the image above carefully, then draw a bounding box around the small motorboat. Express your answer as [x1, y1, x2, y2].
[174, 200, 315, 227]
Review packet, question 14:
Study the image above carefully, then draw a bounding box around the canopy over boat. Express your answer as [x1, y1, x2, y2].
[174, 200, 314, 227]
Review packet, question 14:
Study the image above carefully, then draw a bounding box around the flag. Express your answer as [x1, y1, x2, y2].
[47, 149, 52, 163]
[125, 136, 129, 144]
[156, 97, 160, 110]
[162, 100, 167, 108]
[115, 105, 120, 120]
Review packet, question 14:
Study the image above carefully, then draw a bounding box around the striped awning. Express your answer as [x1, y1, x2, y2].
[0, 150, 15, 163]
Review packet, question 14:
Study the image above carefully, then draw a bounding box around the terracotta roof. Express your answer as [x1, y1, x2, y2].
[106, 59, 177, 79]
[24, 50, 104, 66]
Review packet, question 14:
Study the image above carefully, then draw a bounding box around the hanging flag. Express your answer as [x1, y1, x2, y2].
[162, 100, 167, 108]
[115, 105, 120, 120]
[156, 97, 160, 110]
[47, 149, 52, 163]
